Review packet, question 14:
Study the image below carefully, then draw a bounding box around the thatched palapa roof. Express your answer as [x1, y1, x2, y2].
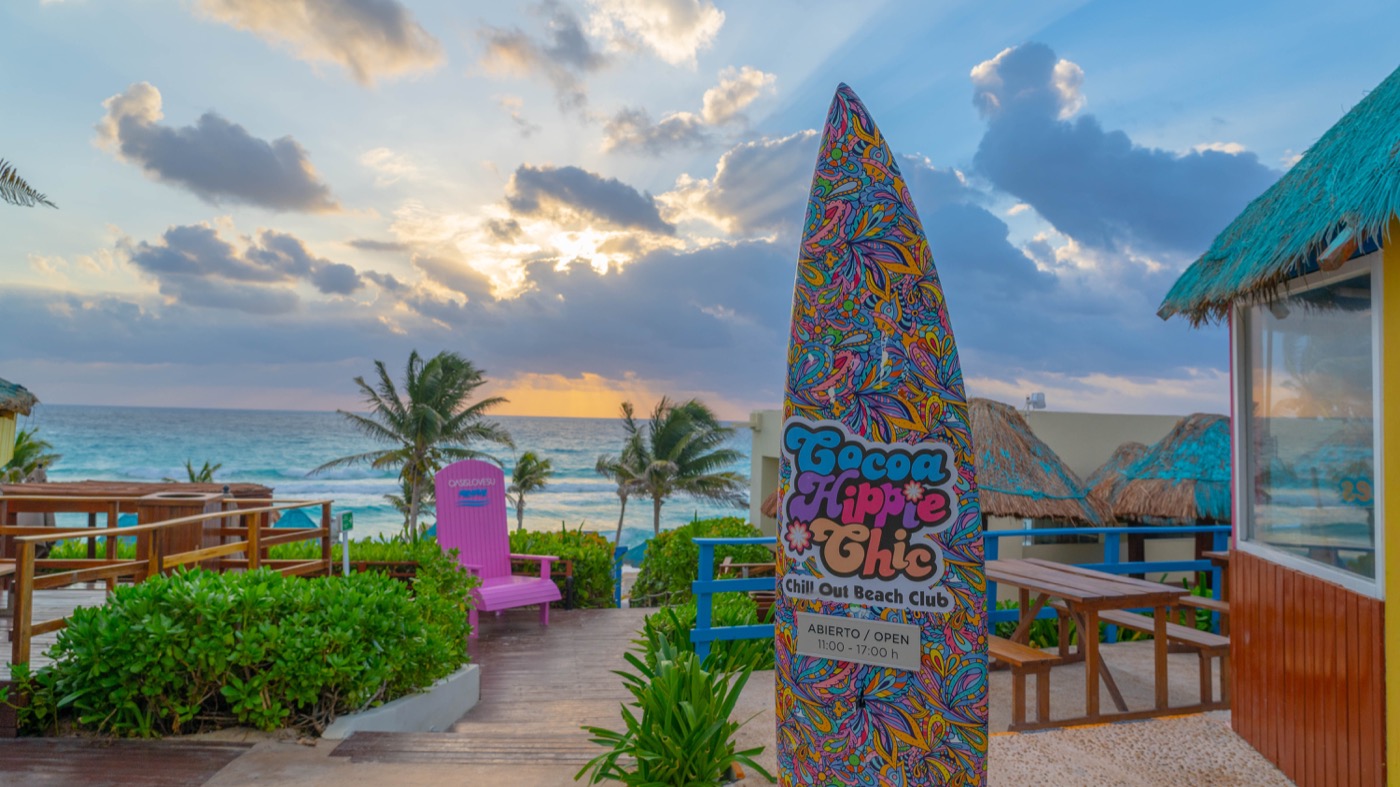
[1086, 441, 1147, 508]
[761, 488, 780, 519]
[1159, 64, 1400, 324]
[1113, 414, 1231, 525]
[0, 377, 37, 416]
[969, 398, 1110, 525]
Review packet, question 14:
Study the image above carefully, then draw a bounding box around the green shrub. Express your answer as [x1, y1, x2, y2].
[267, 533, 443, 564]
[10, 553, 476, 737]
[640, 594, 773, 674]
[46, 538, 137, 560]
[576, 639, 773, 786]
[509, 524, 616, 609]
[630, 517, 770, 607]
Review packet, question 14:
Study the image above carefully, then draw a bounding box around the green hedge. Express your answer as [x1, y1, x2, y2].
[509, 525, 616, 609]
[630, 517, 771, 607]
[639, 594, 774, 674]
[8, 549, 477, 737]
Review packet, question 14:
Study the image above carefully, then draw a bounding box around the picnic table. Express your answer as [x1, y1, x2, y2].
[987, 558, 1188, 727]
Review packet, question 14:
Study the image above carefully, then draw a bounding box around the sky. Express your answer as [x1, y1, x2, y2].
[3, 0, 1398, 419]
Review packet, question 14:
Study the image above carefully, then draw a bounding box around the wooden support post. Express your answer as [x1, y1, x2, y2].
[321, 503, 333, 576]
[105, 502, 119, 591]
[249, 511, 262, 571]
[13, 541, 34, 666]
[1155, 605, 1169, 710]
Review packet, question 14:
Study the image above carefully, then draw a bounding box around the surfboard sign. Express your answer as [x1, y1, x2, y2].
[775, 84, 988, 785]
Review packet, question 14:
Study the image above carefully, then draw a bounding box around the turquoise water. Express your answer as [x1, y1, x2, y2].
[17, 405, 753, 548]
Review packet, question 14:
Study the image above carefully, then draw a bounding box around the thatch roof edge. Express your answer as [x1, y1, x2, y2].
[0, 377, 37, 416]
[1159, 63, 1400, 325]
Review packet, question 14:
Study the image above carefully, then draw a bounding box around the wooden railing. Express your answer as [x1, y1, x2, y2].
[1, 497, 333, 667]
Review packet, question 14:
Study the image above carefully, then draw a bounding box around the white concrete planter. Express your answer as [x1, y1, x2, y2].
[321, 663, 480, 740]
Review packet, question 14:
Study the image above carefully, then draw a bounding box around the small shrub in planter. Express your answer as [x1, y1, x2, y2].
[576, 639, 773, 786]
[630, 517, 771, 607]
[9, 551, 476, 737]
[509, 524, 617, 609]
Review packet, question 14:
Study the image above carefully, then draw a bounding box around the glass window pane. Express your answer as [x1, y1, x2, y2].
[1246, 271, 1376, 579]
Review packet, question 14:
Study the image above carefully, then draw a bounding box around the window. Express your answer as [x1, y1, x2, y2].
[1239, 259, 1381, 587]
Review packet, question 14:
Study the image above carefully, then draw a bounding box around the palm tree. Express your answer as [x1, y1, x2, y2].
[507, 451, 554, 531]
[312, 350, 513, 541]
[595, 426, 647, 544]
[163, 459, 221, 483]
[385, 475, 435, 534]
[1, 159, 56, 208]
[622, 397, 748, 535]
[1, 427, 61, 483]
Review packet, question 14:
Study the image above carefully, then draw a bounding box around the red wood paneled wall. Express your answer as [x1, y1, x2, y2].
[1232, 549, 1385, 785]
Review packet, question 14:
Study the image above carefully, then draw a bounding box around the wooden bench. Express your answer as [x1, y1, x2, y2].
[1172, 595, 1230, 635]
[989, 635, 1057, 729]
[1093, 608, 1230, 707]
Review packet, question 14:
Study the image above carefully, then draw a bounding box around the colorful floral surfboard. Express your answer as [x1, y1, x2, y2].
[776, 84, 988, 785]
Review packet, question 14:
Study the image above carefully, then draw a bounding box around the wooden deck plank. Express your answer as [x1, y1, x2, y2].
[331, 607, 647, 766]
[0, 739, 252, 785]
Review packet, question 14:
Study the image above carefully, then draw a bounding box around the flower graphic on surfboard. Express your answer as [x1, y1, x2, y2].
[776, 84, 987, 785]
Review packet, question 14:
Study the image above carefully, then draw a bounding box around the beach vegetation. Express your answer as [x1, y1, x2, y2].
[618, 398, 748, 535]
[576, 638, 773, 786]
[6, 549, 476, 737]
[509, 524, 617, 608]
[162, 458, 221, 484]
[0, 158, 55, 208]
[630, 516, 771, 607]
[594, 431, 647, 545]
[1, 427, 61, 483]
[384, 475, 435, 534]
[312, 349, 513, 542]
[507, 450, 554, 531]
[639, 595, 774, 674]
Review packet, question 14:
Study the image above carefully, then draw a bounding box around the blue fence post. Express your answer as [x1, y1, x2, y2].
[694, 542, 715, 664]
[1102, 531, 1121, 642]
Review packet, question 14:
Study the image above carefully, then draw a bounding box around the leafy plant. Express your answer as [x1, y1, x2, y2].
[162, 459, 221, 483]
[640, 595, 774, 674]
[576, 639, 773, 786]
[507, 451, 554, 531]
[618, 399, 748, 535]
[311, 350, 514, 542]
[11, 557, 476, 737]
[509, 524, 617, 609]
[1, 158, 56, 208]
[2, 427, 61, 482]
[630, 516, 771, 607]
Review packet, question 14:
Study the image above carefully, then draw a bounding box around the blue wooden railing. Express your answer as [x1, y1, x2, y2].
[690, 525, 1231, 661]
[612, 544, 629, 608]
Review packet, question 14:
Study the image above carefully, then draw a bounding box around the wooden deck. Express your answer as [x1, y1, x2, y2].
[1, 585, 109, 679]
[330, 606, 648, 766]
[0, 739, 254, 785]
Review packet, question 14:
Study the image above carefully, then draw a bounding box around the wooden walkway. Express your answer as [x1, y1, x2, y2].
[1, 586, 109, 679]
[330, 606, 647, 766]
[0, 739, 253, 785]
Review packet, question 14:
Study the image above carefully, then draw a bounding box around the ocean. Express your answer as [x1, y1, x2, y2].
[15, 404, 755, 549]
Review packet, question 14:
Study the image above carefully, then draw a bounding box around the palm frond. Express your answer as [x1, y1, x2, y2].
[0, 159, 56, 208]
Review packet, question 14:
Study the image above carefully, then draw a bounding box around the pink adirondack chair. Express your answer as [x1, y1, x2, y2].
[435, 459, 561, 637]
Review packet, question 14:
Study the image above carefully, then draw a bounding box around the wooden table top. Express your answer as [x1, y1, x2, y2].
[987, 558, 1186, 608]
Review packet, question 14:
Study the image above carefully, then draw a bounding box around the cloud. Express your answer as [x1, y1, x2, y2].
[359, 147, 420, 186]
[123, 222, 368, 314]
[602, 65, 776, 154]
[659, 130, 819, 236]
[196, 0, 442, 86]
[346, 238, 408, 253]
[700, 66, 776, 124]
[506, 164, 675, 235]
[970, 42, 1278, 256]
[585, 0, 724, 68]
[496, 95, 542, 137]
[480, 0, 606, 112]
[96, 82, 338, 213]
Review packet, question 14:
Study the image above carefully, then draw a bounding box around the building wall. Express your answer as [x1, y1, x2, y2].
[1384, 220, 1399, 783]
[1232, 549, 1385, 785]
